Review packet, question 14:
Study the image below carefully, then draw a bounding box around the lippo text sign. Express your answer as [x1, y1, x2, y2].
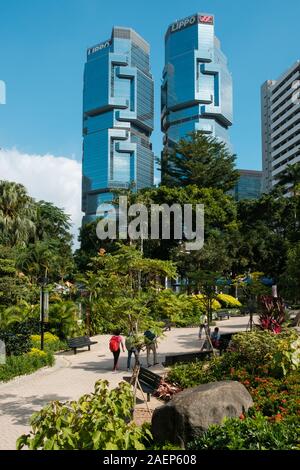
[168, 13, 214, 35]
[87, 40, 111, 56]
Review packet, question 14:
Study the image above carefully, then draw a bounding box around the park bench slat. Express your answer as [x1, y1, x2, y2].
[163, 351, 212, 367]
[67, 335, 98, 354]
[136, 367, 161, 402]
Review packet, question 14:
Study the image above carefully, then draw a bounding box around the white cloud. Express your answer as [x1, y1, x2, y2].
[0, 148, 83, 245]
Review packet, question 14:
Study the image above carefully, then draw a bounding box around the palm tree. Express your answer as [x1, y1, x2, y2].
[17, 240, 58, 283]
[0, 181, 36, 246]
[275, 163, 300, 197]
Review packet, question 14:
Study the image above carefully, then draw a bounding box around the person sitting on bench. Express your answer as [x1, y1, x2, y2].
[210, 327, 221, 349]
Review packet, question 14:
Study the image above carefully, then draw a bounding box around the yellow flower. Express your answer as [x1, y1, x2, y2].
[28, 348, 47, 357]
[217, 294, 242, 308]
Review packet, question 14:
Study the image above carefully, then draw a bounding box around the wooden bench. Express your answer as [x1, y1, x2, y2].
[67, 335, 98, 354]
[137, 366, 162, 402]
[217, 311, 230, 320]
[163, 350, 213, 367]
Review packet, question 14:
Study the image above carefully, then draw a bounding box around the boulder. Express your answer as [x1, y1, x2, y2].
[151, 380, 253, 446]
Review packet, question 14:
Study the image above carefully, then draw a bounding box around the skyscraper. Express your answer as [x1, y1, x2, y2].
[161, 13, 233, 154]
[230, 169, 262, 201]
[82, 27, 154, 222]
[261, 61, 300, 194]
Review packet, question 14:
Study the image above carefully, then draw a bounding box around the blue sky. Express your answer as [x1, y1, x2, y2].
[1, 0, 300, 173]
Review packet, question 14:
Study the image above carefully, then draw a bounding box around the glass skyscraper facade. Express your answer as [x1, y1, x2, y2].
[82, 27, 154, 222]
[230, 169, 262, 201]
[161, 13, 233, 152]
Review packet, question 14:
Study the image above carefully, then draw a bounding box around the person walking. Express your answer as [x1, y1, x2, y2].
[109, 330, 125, 372]
[198, 314, 208, 339]
[125, 332, 139, 372]
[144, 329, 158, 367]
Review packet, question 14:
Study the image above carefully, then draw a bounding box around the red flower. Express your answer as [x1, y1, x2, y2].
[275, 414, 282, 422]
[239, 413, 245, 420]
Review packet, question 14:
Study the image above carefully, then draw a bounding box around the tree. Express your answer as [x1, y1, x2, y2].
[16, 240, 66, 283]
[279, 241, 300, 303]
[0, 180, 36, 246]
[161, 131, 239, 191]
[275, 163, 300, 197]
[235, 193, 298, 279]
[0, 245, 34, 308]
[74, 219, 119, 273]
[34, 201, 72, 246]
[78, 245, 177, 334]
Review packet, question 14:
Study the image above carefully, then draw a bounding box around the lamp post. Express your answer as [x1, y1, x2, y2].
[40, 277, 49, 351]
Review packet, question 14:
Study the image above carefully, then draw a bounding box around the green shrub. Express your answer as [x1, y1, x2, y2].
[17, 380, 152, 450]
[168, 360, 219, 389]
[0, 350, 54, 382]
[149, 291, 204, 327]
[47, 301, 84, 339]
[0, 331, 31, 356]
[230, 329, 299, 376]
[188, 412, 300, 450]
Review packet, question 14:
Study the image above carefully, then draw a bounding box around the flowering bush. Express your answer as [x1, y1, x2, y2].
[229, 329, 299, 376]
[194, 294, 221, 311]
[28, 348, 47, 358]
[30, 332, 66, 352]
[217, 294, 242, 308]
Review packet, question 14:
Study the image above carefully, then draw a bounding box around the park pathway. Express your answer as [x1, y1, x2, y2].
[0, 316, 251, 449]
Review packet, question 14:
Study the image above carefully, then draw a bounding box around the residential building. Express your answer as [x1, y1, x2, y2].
[261, 61, 300, 193]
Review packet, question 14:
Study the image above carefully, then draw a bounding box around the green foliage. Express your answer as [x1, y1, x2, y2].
[230, 329, 299, 377]
[79, 245, 177, 334]
[161, 131, 239, 192]
[168, 330, 300, 389]
[0, 246, 35, 307]
[17, 380, 152, 450]
[275, 162, 300, 197]
[271, 335, 300, 377]
[0, 319, 39, 355]
[235, 193, 298, 278]
[149, 290, 204, 326]
[0, 301, 40, 329]
[0, 181, 74, 284]
[48, 301, 84, 339]
[0, 349, 54, 383]
[168, 360, 220, 389]
[280, 241, 300, 303]
[188, 412, 300, 450]
[0, 180, 36, 247]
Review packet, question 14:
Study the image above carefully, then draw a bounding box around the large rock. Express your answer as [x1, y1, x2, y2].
[151, 380, 253, 446]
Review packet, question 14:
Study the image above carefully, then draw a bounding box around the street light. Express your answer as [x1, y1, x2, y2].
[40, 277, 49, 351]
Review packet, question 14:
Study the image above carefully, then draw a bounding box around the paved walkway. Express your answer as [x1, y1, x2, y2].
[0, 315, 251, 449]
